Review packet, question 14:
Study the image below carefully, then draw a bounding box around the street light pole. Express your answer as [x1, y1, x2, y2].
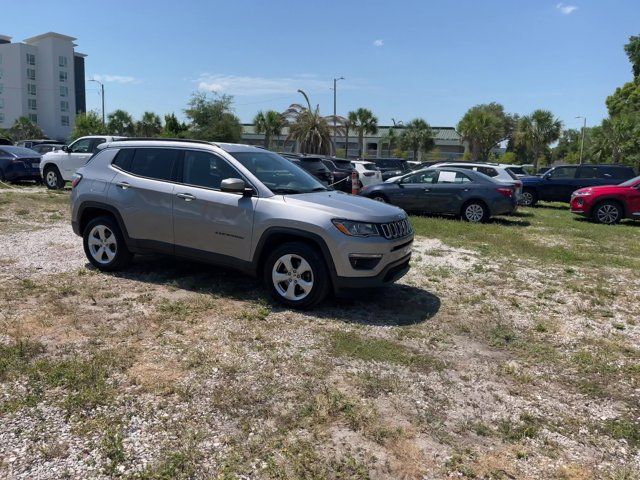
[575, 116, 586, 165]
[90, 78, 105, 125]
[332, 76, 344, 155]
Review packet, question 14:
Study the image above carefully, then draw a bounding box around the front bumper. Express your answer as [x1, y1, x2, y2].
[333, 252, 411, 291]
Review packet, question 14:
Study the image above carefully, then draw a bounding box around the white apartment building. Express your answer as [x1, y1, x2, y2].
[0, 32, 86, 140]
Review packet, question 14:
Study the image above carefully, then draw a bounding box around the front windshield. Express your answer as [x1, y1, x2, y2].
[620, 175, 640, 187]
[230, 151, 328, 194]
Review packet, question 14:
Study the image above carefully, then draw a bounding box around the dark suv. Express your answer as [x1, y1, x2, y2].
[282, 154, 334, 186]
[321, 157, 356, 192]
[373, 158, 412, 181]
[520, 164, 637, 206]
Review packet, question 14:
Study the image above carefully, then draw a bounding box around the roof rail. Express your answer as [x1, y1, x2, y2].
[111, 137, 219, 147]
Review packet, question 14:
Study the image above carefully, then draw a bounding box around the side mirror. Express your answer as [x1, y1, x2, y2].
[62, 145, 69, 153]
[543, 173, 551, 180]
[221, 178, 250, 196]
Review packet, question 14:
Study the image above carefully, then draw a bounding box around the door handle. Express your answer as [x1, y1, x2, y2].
[176, 193, 196, 201]
[116, 181, 131, 190]
[423, 188, 431, 192]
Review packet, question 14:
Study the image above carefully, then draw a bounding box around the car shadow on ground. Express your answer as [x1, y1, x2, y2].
[102, 254, 440, 327]
[573, 217, 640, 227]
[488, 217, 531, 227]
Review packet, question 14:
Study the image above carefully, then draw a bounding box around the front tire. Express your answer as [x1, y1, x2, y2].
[521, 189, 538, 207]
[593, 201, 622, 225]
[82, 216, 132, 271]
[371, 194, 388, 203]
[462, 201, 489, 223]
[44, 166, 65, 190]
[263, 242, 329, 309]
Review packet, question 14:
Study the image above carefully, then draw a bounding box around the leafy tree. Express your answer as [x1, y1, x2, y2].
[8, 117, 45, 141]
[253, 110, 285, 149]
[606, 79, 640, 117]
[624, 35, 640, 79]
[136, 111, 163, 137]
[552, 128, 592, 164]
[283, 90, 342, 155]
[348, 108, 378, 157]
[399, 119, 434, 161]
[71, 111, 106, 139]
[163, 113, 188, 137]
[589, 114, 640, 166]
[185, 92, 243, 143]
[515, 110, 562, 170]
[457, 103, 514, 161]
[106, 109, 135, 136]
[499, 151, 517, 164]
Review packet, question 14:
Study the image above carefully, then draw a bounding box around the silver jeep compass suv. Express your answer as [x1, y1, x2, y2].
[71, 140, 413, 308]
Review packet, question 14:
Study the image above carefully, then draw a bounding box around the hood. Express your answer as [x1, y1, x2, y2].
[574, 184, 628, 194]
[282, 191, 407, 222]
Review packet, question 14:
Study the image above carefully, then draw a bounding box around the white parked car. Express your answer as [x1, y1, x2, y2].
[434, 162, 523, 200]
[40, 135, 125, 189]
[352, 160, 383, 187]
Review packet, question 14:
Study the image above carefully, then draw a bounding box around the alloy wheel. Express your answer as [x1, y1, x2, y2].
[521, 191, 533, 206]
[271, 254, 314, 301]
[373, 196, 387, 203]
[465, 204, 485, 222]
[46, 170, 58, 188]
[87, 225, 118, 264]
[596, 204, 620, 224]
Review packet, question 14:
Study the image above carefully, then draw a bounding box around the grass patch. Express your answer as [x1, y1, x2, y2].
[499, 413, 541, 442]
[600, 419, 640, 448]
[329, 330, 443, 373]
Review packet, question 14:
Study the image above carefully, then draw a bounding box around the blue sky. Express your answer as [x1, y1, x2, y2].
[5, 0, 639, 131]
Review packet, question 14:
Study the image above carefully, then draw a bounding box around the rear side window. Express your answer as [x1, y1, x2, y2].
[128, 148, 179, 181]
[476, 166, 498, 177]
[438, 170, 471, 184]
[505, 169, 519, 180]
[183, 150, 240, 189]
[112, 149, 135, 170]
[334, 160, 353, 170]
[362, 163, 377, 171]
[90, 138, 107, 153]
[597, 166, 632, 179]
[577, 166, 598, 179]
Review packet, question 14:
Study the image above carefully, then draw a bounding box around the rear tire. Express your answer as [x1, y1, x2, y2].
[44, 165, 65, 190]
[592, 201, 622, 225]
[82, 216, 132, 271]
[263, 242, 330, 309]
[462, 201, 489, 223]
[521, 189, 538, 207]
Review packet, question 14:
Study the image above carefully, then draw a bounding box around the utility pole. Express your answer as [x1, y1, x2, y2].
[90, 78, 105, 125]
[575, 116, 586, 164]
[332, 76, 344, 155]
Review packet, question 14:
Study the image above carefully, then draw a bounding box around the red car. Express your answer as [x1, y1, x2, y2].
[570, 175, 640, 224]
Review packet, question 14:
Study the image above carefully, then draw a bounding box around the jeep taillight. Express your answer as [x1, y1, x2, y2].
[71, 173, 83, 188]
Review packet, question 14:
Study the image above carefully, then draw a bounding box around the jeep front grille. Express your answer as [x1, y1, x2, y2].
[379, 218, 412, 240]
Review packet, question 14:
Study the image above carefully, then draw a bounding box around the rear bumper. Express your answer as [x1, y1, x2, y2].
[333, 253, 411, 291]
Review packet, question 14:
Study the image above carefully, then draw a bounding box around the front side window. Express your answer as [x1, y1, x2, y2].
[401, 170, 438, 184]
[438, 170, 472, 184]
[69, 138, 92, 153]
[128, 148, 178, 181]
[183, 150, 240, 190]
[549, 166, 577, 179]
[230, 151, 326, 194]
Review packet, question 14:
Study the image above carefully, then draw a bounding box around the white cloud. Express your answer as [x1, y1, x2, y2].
[91, 74, 138, 84]
[373, 39, 384, 47]
[556, 3, 578, 15]
[196, 73, 332, 96]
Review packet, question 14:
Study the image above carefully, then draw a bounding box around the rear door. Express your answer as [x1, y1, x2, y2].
[107, 148, 178, 251]
[172, 149, 256, 263]
[428, 170, 473, 213]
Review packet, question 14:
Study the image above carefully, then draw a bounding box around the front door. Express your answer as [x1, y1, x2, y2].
[629, 183, 640, 218]
[63, 137, 95, 177]
[541, 166, 577, 201]
[172, 150, 256, 263]
[396, 170, 439, 212]
[107, 147, 178, 250]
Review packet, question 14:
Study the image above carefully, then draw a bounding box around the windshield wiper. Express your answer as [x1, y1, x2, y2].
[311, 187, 329, 192]
[271, 187, 304, 194]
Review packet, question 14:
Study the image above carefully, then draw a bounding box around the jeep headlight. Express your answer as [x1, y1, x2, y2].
[332, 219, 380, 237]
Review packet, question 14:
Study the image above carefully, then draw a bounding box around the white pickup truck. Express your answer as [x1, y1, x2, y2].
[40, 135, 125, 189]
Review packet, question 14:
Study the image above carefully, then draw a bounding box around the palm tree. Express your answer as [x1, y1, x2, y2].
[107, 109, 135, 136]
[348, 108, 378, 157]
[515, 110, 562, 170]
[8, 116, 44, 141]
[283, 90, 343, 155]
[400, 118, 434, 160]
[136, 111, 162, 137]
[381, 127, 398, 156]
[342, 117, 353, 157]
[253, 110, 285, 149]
